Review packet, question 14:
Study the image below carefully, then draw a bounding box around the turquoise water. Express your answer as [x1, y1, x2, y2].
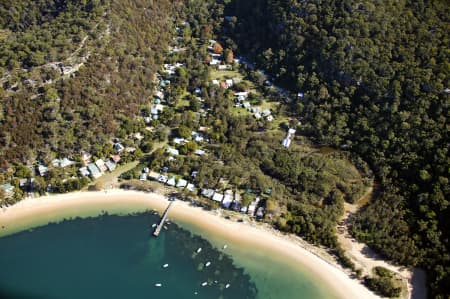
[0, 212, 335, 299]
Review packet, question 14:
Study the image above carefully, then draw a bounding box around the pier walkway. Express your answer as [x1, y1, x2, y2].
[153, 201, 174, 237]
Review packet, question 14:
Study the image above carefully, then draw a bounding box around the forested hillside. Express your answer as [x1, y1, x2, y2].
[0, 0, 106, 70]
[224, 0, 449, 297]
[0, 0, 178, 167]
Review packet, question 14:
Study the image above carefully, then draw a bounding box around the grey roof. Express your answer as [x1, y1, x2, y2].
[87, 163, 101, 177]
[105, 160, 116, 171]
[201, 189, 215, 198]
[166, 176, 176, 186]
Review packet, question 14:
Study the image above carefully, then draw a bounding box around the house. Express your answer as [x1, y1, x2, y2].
[114, 143, 125, 153]
[297, 92, 304, 98]
[1, 183, 14, 196]
[251, 107, 262, 114]
[225, 79, 233, 88]
[192, 131, 205, 142]
[148, 171, 160, 181]
[157, 175, 168, 183]
[191, 171, 198, 177]
[166, 147, 179, 156]
[51, 159, 60, 167]
[194, 135, 204, 142]
[105, 160, 116, 172]
[209, 59, 221, 66]
[232, 77, 242, 84]
[256, 207, 265, 218]
[19, 178, 36, 191]
[212, 79, 220, 86]
[201, 189, 215, 198]
[176, 178, 188, 188]
[194, 149, 205, 156]
[217, 65, 228, 70]
[212, 192, 224, 202]
[51, 158, 74, 168]
[160, 79, 171, 88]
[60, 158, 75, 168]
[231, 192, 242, 211]
[282, 138, 292, 148]
[140, 173, 148, 181]
[266, 115, 274, 122]
[95, 159, 107, 173]
[151, 104, 164, 118]
[242, 102, 251, 109]
[37, 165, 48, 176]
[125, 147, 136, 153]
[247, 202, 257, 216]
[154, 90, 164, 99]
[186, 183, 196, 192]
[254, 113, 262, 119]
[282, 128, 296, 148]
[19, 178, 28, 188]
[134, 132, 144, 141]
[173, 137, 186, 144]
[222, 190, 233, 209]
[231, 201, 241, 211]
[248, 197, 261, 216]
[79, 167, 90, 177]
[194, 87, 201, 94]
[235, 95, 246, 103]
[87, 163, 102, 179]
[81, 151, 92, 165]
[262, 109, 271, 117]
[234, 91, 248, 98]
[166, 176, 176, 187]
[111, 155, 121, 163]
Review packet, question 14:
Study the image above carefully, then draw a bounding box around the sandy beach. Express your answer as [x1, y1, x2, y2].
[0, 189, 381, 299]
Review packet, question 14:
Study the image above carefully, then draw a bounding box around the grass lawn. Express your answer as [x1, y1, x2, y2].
[210, 69, 243, 81]
[86, 160, 140, 190]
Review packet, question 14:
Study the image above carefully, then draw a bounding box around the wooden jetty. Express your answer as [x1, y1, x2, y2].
[153, 201, 174, 237]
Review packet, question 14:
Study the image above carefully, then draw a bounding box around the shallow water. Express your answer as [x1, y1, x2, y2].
[0, 212, 336, 299]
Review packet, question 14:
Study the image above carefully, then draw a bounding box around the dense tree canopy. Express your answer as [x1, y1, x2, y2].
[0, 0, 177, 167]
[225, 0, 449, 297]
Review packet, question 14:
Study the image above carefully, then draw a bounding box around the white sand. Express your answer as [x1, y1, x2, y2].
[0, 190, 381, 299]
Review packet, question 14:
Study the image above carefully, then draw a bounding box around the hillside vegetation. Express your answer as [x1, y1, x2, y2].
[0, 0, 177, 167]
[224, 0, 449, 297]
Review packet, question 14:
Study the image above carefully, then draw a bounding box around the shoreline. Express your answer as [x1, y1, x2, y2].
[0, 189, 381, 299]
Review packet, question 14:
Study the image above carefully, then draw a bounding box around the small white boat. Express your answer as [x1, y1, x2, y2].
[225, 283, 230, 288]
[223, 245, 228, 249]
[155, 283, 162, 287]
[205, 261, 211, 267]
[151, 224, 157, 227]
[163, 226, 168, 230]
[201, 282, 207, 286]
[162, 263, 169, 268]
[196, 248, 202, 253]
